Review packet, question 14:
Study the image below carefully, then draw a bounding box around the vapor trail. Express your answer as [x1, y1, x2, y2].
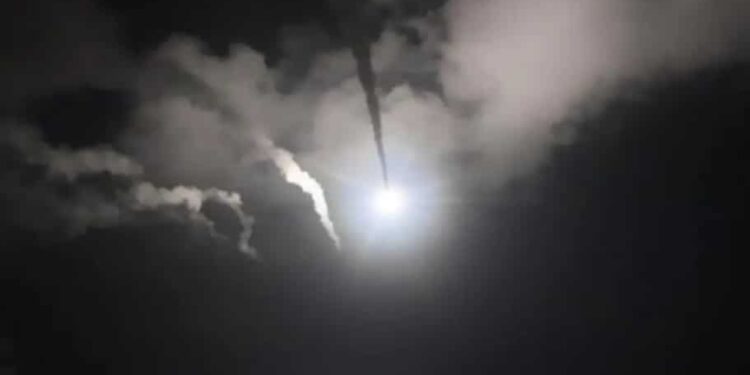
[330, 0, 390, 187]
[152, 38, 341, 249]
[270, 146, 341, 249]
[353, 43, 390, 187]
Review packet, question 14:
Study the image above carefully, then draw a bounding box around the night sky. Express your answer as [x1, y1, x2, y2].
[2, 0, 748, 374]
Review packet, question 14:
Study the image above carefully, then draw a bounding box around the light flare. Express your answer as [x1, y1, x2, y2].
[374, 187, 405, 216]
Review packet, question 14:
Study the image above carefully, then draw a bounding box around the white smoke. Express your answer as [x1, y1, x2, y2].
[131, 182, 257, 256]
[0, 122, 255, 255]
[126, 36, 342, 249]
[440, 0, 750, 184]
[301, 0, 750, 193]
[40, 0, 743, 253]
[4, 124, 143, 181]
[269, 146, 341, 248]
[4, 0, 749, 258]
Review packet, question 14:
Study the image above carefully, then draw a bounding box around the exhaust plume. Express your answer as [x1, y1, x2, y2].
[329, 0, 390, 186]
[140, 37, 342, 249]
[269, 146, 341, 249]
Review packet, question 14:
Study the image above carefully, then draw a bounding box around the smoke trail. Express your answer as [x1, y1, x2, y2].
[352, 43, 390, 187]
[269, 146, 341, 249]
[330, 0, 390, 186]
[146, 38, 340, 249]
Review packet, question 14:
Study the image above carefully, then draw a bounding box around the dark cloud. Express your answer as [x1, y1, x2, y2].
[22, 87, 133, 148]
[0, 0, 132, 112]
[98, 0, 336, 58]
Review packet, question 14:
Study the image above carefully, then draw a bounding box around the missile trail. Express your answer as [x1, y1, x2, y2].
[352, 43, 390, 187]
[329, 0, 390, 187]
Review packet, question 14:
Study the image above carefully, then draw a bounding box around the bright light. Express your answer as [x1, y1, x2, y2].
[373, 187, 405, 216]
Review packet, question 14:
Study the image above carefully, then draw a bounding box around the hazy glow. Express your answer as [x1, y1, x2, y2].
[374, 187, 405, 216]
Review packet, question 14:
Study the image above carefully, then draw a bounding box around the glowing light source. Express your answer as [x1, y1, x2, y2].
[374, 187, 405, 216]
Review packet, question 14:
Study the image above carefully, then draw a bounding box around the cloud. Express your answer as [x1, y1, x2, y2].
[131, 182, 256, 256]
[4, 125, 143, 181]
[0, 0, 132, 111]
[5, 0, 748, 255]
[0, 122, 255, 256]
[440, 0, 750, 183]
[123, 36, 341, 248]
[305, 0, 750, 190]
